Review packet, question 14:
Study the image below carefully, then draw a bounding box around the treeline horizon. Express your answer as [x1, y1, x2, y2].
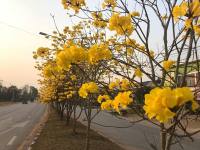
[0, 83, 38, 102]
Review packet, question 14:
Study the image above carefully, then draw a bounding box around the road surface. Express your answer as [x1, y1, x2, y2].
[0, 102, 46, 150]
[78, 109, 200, 150]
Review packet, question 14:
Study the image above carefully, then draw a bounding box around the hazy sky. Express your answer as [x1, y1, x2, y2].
[0, 0, 69, 87]
[0, 0, 163, 88]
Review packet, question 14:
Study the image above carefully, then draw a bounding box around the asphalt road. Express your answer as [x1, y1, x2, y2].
[0, 102, 46, 150]
[78, 109, 200, 150]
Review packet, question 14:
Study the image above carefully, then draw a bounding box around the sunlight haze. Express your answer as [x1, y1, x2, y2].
[0, 0, 68, 87]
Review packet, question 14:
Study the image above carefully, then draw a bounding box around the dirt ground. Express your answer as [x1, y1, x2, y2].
[0, 101, 15, 106]
[31, 108, 124, 150]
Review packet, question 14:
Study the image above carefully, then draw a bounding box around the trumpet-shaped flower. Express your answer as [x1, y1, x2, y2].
[109, 13, 134, 35]
[79, 82, 99, 98]
[163, 60, 175, 71]
[143, 87, 198, 123]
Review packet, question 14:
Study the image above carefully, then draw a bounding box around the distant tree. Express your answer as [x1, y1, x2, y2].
[29, 86, 38, 102]
[0, 84, 37, 102]
[7, 86, 19, 101]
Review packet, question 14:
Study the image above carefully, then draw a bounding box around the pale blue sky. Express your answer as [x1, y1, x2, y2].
[0, 0, 69, 87]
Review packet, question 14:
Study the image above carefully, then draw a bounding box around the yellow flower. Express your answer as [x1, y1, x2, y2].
[78, 82, 99, 98]
[163, 60, 175, 71]
[120, 79, 130, 91]
[102, 0, 116, 9]
[173, 0, 200, 20]
[194, 25, 200, 36]
[112, 91, 132, 112]
[88, 44, 112, 64]
[43, 65, 52, 78]
[172, 2, 187, 20]
[109, 81, 119, 90]
[131, 11, 140, 17]
[97, 95, 110, 103]
[93, 19, 107, 28]
[101, 100, 113, 110]
[61, 0, 85, 13]
[109, 13, 134, 35]
[143, 87, 198, 123]
[190, 0, 200, 17]
[92, 12, 107, 28]
[127, 48, 134, 56]
[33, 52, 38, 59]
[56, 44, 87, 70]
[185, 18, 192, 28]
[36, 47, 49, 57]
[126, 38, 136, 47]
[149, 50, 155, 58]
[192, 100, 199, 111]
[144, 88, 176, 123]
[134, 68, 143, 78]
[70, 75, 77, 81]
[109, 79, 130, 91]
[173, 87, 194, 106]
[43, 63, 62, 78]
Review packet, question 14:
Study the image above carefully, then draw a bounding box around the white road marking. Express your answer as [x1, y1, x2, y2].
[7, 136, 17, 146]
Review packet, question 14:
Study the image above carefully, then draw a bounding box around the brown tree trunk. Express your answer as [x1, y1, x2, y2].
[161, 123, 166, 150]
[85, 100, 92, 150]
[73, 107, 77, 134]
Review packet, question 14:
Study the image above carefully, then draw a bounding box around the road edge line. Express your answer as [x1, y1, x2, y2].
[17, 104, 49, 150]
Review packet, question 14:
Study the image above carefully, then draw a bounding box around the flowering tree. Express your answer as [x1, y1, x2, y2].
[34, 0, 200, 150]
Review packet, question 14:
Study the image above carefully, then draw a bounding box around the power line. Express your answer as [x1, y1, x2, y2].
[0, 21, 40, 37]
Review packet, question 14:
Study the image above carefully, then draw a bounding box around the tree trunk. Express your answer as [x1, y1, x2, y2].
[85, 100, 92, 150]
[73, 107, 77, 134]
[85, 117, 91, 150]
[161, 123, 166, 150]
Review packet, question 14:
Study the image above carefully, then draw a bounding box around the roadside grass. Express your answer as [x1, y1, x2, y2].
[31, 108, 124, 150]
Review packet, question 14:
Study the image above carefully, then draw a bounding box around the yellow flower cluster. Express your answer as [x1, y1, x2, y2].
[144, 87, 199, 123]
[100, 91, 133, 112]
[134, 68, 143, 78]
[78, 82, 99, 98]
[97, 95, 110, 103]
[131, 11, 140, 17]
[194, 24, 200, 36]
[172, 0, 200, 35]
[33, 52, 38, 59]
[43, 63, 62, 78]
[109, 13, 134, 35]
[163, 60, 175, 71]
[91, 12, 107, 28]
[173, 2, 188, 20]
[39, 86, 56, 103]
[109, 79, 130, 91]
[173, 0, 200, 19]
[56, 44, 87, 70]
[102, 0, 116, 9]
[61, 0, 85, 13]
[112, 91, 133, 112]
[101, 100, 113, 110]
[70, 75, 77, 81]
[88, 44, 112, 64]
[36, 47, 49, 57]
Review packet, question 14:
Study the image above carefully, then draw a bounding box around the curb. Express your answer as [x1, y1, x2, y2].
[17, 104, 50, 150]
